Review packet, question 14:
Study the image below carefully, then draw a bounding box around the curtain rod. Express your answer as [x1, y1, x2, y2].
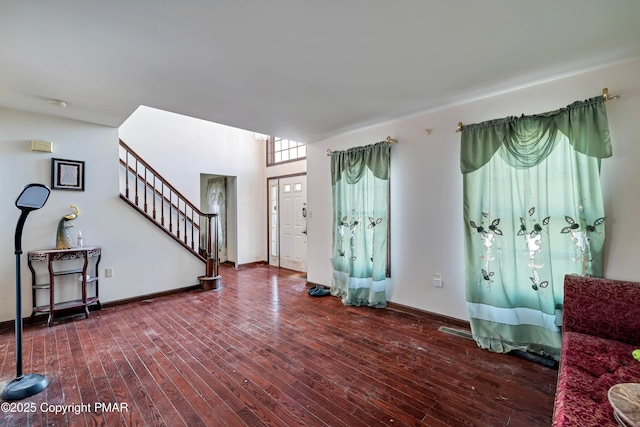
[455, 87, 621, 133]
[326, 136, 398, 156]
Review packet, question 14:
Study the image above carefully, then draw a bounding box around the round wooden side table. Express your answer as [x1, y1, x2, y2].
[609, 383, 640, 427]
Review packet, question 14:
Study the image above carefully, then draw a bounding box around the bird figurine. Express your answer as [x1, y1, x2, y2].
[56, 205, 79, 249]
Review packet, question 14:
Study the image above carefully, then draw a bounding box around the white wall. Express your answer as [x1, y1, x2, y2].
[118, 106, 267, 265]
[0, 108, 202, 323]
[266, 159, 307, 179]
[307, 58, 640, 321]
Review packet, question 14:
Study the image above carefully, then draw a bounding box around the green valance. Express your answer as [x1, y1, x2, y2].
[331, 141, 390, 185]
[460, 96, 612, 174]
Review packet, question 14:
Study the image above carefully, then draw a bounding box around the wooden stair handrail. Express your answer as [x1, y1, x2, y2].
[118, 140, 220, 287]
[119, 140, 203, 216]
[119, 158, 200, 233]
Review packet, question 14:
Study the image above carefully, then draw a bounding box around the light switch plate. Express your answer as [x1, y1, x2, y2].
[433, 273, 443, 287]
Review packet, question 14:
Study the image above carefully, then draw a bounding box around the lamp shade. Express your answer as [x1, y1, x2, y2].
[16, 183, 50, 211]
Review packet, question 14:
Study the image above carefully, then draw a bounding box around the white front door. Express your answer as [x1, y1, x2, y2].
[279, 175, 307, 272]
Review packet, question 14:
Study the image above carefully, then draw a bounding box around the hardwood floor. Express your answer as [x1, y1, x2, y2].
[0, 264, 557, 426]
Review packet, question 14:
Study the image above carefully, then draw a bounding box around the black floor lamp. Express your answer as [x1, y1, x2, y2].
[2, 184, 51, 401]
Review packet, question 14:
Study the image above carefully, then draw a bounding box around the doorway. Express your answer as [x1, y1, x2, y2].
[201, 174, 237, 266]
[204, 176, 227, 262]
[268, 174, 307, 272]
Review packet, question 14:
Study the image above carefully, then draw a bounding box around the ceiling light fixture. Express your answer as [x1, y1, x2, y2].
[48, 99, 67, 108]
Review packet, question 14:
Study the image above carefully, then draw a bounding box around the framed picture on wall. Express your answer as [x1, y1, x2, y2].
[51, 158, 85, 191]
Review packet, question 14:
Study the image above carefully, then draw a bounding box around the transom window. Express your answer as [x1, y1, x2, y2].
[267, 137, 306, 166]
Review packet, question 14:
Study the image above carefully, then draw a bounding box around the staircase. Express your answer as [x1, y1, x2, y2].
[118, 139, 220, 290]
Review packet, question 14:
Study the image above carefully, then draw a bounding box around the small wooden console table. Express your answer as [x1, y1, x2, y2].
[28, 247, 102, 326]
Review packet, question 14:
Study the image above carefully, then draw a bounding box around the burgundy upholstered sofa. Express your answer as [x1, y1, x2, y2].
[552, 275, 640, 426]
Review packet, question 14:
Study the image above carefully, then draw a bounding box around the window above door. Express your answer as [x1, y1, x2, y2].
[266, 137, 306, 166]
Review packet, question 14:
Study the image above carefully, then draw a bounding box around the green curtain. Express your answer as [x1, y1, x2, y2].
[331, 141, 389, 308]
[461, 96, 612, 359]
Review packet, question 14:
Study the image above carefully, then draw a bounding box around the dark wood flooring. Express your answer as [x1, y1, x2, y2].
[0, 263, 557, 426]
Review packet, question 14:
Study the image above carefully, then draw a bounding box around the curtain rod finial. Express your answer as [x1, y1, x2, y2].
[456, 122, 463, 133]
[425, 128, 431, 136]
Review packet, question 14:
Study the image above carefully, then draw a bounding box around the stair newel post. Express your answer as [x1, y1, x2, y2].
[198, 213, 220, 290]
[213, 213, 219, 278]
[206, 214, 214, 277]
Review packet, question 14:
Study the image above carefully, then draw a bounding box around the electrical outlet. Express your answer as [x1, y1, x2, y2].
[433, 273, 443, 288]
[105, 267, 114, 277]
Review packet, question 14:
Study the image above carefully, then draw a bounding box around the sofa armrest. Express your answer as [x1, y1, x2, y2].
[563, 274, 640, 346]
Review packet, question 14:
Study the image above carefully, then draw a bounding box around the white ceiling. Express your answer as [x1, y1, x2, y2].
[1, 1, 639, 143]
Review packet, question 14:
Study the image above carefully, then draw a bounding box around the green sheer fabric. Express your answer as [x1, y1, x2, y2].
[331, 142, 389, 308]
[461, 96, 611, 359]
[461, 97, 612, 173]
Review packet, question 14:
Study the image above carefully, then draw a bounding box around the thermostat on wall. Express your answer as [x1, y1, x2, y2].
[31, 140, 54, 153]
